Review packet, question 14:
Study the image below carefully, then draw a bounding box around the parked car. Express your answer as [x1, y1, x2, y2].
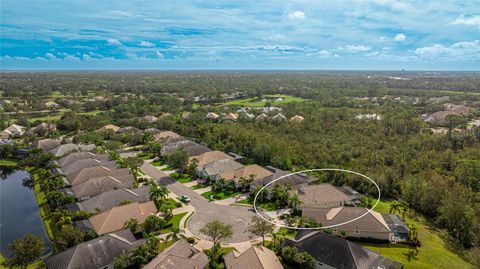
[181, 195, 190, 203]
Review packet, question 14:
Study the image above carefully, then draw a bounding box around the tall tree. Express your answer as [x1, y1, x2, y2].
[7, 234, 45, 269]
[200, 220, 233, 259]
[248, 216, 274, 246]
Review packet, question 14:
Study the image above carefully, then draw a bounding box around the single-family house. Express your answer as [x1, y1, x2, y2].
[255, 113, 269, 122]
[223, 113, 239, 121]
[117, 126, 143, 134]
[66, 166, 130, 186]
[33, 138, 62, 152]
[272, 113, 287, 122]
[58, 152, 109, 167]
[201, 159, 244, 180]
[70, 173, 135, 200]
[143, 239, 209, 269]
[145, 128, 162, 134]
[302, 207, 394, 241]
[44, 101, 60, 109]
[144, 115, 159, 123]
[206, 112, 219, 120]
[219, 164, 273, 188]
[250, 166, 310, 197]
[281, 231, 404, 269]
[290, 115, 304, 123]
[0, 124, 26, 139]
[224, 245, 283, 269]
[98, 124, 120, 133]
[69, 186, 151, 213]
[59, 159, 118, 177]
[89, 201, 157, 235]
[44, 229, 142, 269]
[189, 150, 234, 171]
[293, 184, 358, 209]
[49, 143, 95, 157]
[154, 131, 182, 141]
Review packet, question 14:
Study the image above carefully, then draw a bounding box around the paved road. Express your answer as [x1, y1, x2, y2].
[141, 163, 257, 243]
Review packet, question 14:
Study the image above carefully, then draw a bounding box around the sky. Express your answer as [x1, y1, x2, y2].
[0, 0, 479, 70]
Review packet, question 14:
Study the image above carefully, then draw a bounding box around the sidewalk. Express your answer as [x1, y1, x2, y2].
[193, 186, 211, 194]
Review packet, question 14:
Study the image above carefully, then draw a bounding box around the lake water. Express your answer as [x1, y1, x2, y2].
[0, 168, 51, 258]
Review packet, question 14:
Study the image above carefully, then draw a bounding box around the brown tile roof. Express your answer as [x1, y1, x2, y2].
[295, 184, 353, 207]
[189, 150, 234, 170]
[220, 164, 273, 183]
[203, 159, 244, 177]
[89, 201, 157, 235]
[224, 246, 283, 269]
[98, 124, 120, 132]
[60, 159, 117, 176]
[223, 113, 239, 121]
[143, 239, 209, 269]
[302, 207, 390, 232]
[35, 138, 61, 151]
[154, 131, 181, 141]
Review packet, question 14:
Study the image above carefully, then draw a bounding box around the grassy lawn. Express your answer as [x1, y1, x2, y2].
[160, 212, 187, 234]
[158, 239, 176, 252]
[0, 158, 19, 167]
[234, 198, 252, 205]
[151, 160, 164, 166]
[170, 172, 192, 183]
[137, 152, 156, 160]
[190, 182, 209, 190]
[32, 173, 56, 240]
[219, 94, 305, 108]
[201, 190, 242, 201]
[360, 199, 474, 269]
[161, 198, 181, 209]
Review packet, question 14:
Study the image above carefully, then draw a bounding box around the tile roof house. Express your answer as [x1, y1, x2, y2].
[0, 124, 26, 139]
[281, 231, 404, 269]
[294, 184, 357, 209]
[250, 166, 310, 195]
[205, 112, 219, 120]
[59, 159, 117, 176]
[44, 101, 60, 109]
[223, 113, 239, 121]
[290, 115, 304, 123]
[219, 164, 273, 188]
[224, 245, 283, 269]
[34, 122, 57, 133]
[154, 131, 182, 141]
[272, 113, 287, 122]
[189, 150, 234, 171]
[49, 143, 95, 157]
[117, 126, 143, 134]
[89, 201, 157, 235]
[201, 159, 244, 180]
[67, 167, 131, 186]
[97, 124, 120, 133]
[73, 186, 151, 213]
[58, 152, 109, 167]
[71, 173, 135, 200]
[255, 113, 269, 122]
[143, 239, 209, 269]
[144, 115, 159, 123]
[302, 207, 394, 241]
[161, 140, 210, 157]
[145, 127, 162, 134]
[34, 138, 62, 151]
[44, 229, 142, 269]
[383, 214, 410, 243]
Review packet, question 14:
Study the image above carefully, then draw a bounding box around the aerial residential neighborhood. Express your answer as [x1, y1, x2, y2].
[1, 1, 480, 269]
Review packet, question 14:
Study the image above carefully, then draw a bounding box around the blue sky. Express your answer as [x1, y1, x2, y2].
[1, 0, 479, 70]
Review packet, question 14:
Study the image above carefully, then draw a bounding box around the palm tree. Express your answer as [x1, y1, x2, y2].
[149, 184, 169, 208]
[400, 202, 409, 220]
[389, 201, 402, 215]
[408, 224, 419, 248]
[159, 204, 173, 222]
[288, 193, 301, 212]
[56, 215, 72, 230]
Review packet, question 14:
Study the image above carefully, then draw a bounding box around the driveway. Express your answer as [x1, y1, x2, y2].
[141, 163, 258, 243]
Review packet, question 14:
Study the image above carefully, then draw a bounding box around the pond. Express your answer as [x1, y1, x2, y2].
[0, 168, 51, 258]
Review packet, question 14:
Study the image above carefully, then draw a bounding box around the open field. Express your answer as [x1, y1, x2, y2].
[362, 200, 474, 269]
[218, 94, 305, 108]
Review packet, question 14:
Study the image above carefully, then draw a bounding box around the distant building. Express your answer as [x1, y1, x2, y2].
[44, 101, 60, 109]
[144, 115, 159, 123]
[293, 183, 358, 209]
[189, 150, 234, 171]
[49, 143, 95, 157]
[34, 138, 62, 151]
[219, 164, 273, 188]
[255, 113, 269, 122]
[223, 113, 239, 121]
[98, 124, 120, 133]
[0, 124, 26, 139]
[206, 112, 220, 120]
[290, 115, 304, 123]
[201, 159, 244, 180]
[272, 113, 287, 122]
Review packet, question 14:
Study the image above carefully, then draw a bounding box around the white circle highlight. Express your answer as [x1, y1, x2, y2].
[253, 168, 381, 230]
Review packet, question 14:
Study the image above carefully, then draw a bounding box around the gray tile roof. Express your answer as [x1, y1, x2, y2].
[224, 246, 283, 269]
[61, 159, 117, 176]
[67, 167, 130, 186]
[71, 173, 135, 200]
[58, 152, 109, 167]
[49, 143, 95, 157]
[35, 138, 61, 151]
[251, 166, 309, 191]
[143, 239, 209, 269]
[295, 183, 354, 208]
[203, 159, 244, 177]
[44, 229, 141, 269]
[281, 231, 404, 269]
[78, 186, 151, 213]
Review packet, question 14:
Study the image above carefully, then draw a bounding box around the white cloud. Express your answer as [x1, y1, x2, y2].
[107, 39, 122, 46]
[378, 36, 387, 42]
[139, 41, 155, 47]
[394, 33, 406, 42]
[415, 40, 480, 60]
[155, 50, 164, 58]
[287, 10, 305, 20]
[45, 53, 57, 60]
[338, 45, 371, 52]
[449, 15, 480, 26]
